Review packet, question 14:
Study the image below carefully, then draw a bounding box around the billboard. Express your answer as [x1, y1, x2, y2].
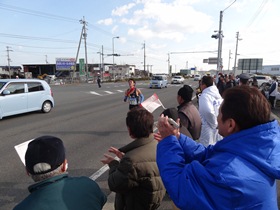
[56, 58, 76, 71]
[238, 58, 263, 71]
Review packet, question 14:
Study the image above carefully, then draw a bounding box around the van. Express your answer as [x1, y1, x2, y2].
[0, 79, 54, 119]
[149, 75, 168, 89]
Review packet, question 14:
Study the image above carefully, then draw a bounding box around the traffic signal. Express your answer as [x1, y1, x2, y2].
[211, 34, 219, 39]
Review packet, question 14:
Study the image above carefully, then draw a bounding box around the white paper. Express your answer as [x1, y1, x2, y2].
[14, 139, 34, 166]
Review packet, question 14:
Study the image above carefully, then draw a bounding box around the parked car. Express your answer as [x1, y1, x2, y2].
[253, 75, 272, 87]
[194, 74, 201, 81]
[149, 75, 168, 89]
[0, 79, 54, 119]
[171, 76, 184, 84]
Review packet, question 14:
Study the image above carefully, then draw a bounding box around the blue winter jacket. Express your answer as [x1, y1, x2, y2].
[157, 120, 280, 210]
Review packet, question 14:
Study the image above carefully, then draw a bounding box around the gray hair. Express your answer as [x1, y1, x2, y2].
[30, 163, 63, 182]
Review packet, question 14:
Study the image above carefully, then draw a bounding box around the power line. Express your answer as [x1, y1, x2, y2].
[0, 3, 78, 23]
[245, 0, 270, 29]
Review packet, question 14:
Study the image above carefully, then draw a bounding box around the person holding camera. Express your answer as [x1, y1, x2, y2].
[156, 86, 280, 209]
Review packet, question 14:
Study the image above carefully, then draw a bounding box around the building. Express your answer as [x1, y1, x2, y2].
[0, 66, 22, 78]
[262, 65, 280, 76]
[21, 63, 145, 81]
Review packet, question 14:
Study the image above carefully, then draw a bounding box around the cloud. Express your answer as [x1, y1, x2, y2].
[97, 18, 113, 26]
[112, 3, 136, 16]
[117, 0, 213, 42]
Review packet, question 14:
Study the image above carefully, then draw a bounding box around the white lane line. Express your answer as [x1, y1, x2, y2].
[90, 91, 101, 95]
[104, 91, 114, 94]
[90, 165, 109, 180]
[90, 157, 120, 181]
[117, 90, 124, 92]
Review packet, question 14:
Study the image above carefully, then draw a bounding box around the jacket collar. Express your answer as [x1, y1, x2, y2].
[28, 173, 68, 193]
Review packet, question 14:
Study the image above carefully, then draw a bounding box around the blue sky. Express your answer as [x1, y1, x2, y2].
[0, 0, 279, 74]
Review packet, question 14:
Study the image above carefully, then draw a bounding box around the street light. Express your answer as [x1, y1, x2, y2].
[112, 36, 119, 80]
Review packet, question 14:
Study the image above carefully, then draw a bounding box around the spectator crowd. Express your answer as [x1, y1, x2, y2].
[14, 74, 280, 210]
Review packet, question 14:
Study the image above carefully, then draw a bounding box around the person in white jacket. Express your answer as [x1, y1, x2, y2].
[199, 75, 223, 146]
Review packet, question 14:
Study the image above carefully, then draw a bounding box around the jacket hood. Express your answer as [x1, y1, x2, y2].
[215, 120, 280, 179]
[202, 85, 222, 100]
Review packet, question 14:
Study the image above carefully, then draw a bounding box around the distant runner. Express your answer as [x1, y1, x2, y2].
[123, 78, 144, 110]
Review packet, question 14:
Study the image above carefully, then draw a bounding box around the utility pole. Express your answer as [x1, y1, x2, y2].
[211, 0, 236, 76]
[167, 53, 170, 77]
[81, 17, 89, 82]
[233, 31, 241, 76]
[6, 46, 12, 78]
[45, 55, 48, 64]
[228, 50, 232, 72]
[217, 10, 223, 73]
[101, 45, 104, 81]
[112, 36, 119, 80]
[143, 41, 146, 72]
[72, 21, 84, 83]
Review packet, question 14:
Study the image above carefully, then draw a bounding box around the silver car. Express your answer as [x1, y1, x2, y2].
[0, 79, 54, 119]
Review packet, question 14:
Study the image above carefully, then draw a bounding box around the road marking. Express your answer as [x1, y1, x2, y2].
[104, 91, 114, 94]
[90, 91, 101, 95]
[90, 165, 109, 180]
[90, 157, 120, 181]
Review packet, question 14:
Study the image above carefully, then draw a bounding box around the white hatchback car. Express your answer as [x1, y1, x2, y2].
[171, 76, 184, 84]
[0, 79, 54, 119]
[149, 75, 168, 89]
[194, 74, 201, 81]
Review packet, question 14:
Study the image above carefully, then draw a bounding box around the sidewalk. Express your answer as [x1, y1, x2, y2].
[102, 192, 173, 210]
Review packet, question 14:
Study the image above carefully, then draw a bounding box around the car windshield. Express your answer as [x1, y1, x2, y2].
[152, 76, 163, 80]
[0, 82, 7, 90]
[255, 76, 266, 79]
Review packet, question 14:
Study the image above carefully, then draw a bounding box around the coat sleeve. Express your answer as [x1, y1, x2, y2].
[156, 135, 215, 209]
[107, 158, 139, 193]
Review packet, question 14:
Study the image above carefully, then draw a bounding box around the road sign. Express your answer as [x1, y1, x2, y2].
[208, 57, 218, 64]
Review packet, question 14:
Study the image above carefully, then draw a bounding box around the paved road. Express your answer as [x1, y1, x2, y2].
[1, 79, 279, 209]
[0, 80, 187, 210]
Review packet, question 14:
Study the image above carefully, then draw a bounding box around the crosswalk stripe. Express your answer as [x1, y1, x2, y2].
[104, 91, 113, 94]
[90, 91, 101, 95]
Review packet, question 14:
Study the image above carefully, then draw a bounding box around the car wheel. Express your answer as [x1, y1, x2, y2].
[42, 101, 52, 113]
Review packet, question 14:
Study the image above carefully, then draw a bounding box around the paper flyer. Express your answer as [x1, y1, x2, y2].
[14, 139, 34, 166]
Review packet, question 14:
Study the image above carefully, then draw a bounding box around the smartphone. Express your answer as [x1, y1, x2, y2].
[168, 118, 179, 128]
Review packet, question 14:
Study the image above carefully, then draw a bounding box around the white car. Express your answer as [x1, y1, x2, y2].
[171, 76, 184, 84]
[149, 75, 168, 89]
[0, 79, 54, 119]
[253, 75, 271, 87]
[194, 74, 201, 81]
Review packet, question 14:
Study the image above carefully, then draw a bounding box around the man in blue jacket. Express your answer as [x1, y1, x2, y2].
[14, 136, 107, 210]
[156, 85, 280, 210]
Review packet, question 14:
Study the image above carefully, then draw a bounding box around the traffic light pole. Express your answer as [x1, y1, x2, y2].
[217, 10, 223, 73]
